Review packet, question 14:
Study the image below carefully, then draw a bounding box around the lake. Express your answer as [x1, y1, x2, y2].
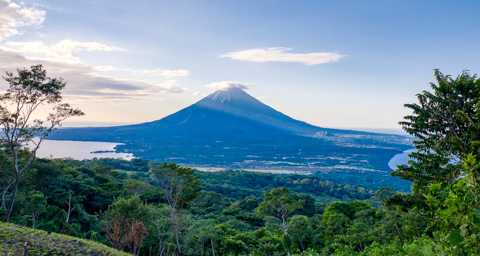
[35, 140, 414, 169]
[388, 148, 415, 170]
[34, 140, 134, 160]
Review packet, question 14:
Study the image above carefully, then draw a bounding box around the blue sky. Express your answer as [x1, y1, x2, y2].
[1, 0, 479, 131]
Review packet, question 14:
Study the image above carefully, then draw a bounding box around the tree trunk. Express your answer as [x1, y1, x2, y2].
[210, 238, 216, 256]
[299, 239, 305, 251]
[171, 209, 182, 256]
[282, 217, 288, 235]
[66, 193, 72, 223]
[282, 217, 290, 256]
[1, 180, 14, 210]
[3, 171, 19, 222]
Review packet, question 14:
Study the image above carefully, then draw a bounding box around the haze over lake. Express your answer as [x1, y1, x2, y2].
[35, 140, 134, 160]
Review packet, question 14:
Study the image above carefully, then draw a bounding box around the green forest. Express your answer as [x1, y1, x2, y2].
[2, 68, 480, 255]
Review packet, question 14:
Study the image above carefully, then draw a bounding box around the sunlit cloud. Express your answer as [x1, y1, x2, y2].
[220, 47, 345, 65]
[192, 91, 207, 97]
[0, 1, 189, 105]
[93, 65, 118, 72]
[0, 49, 188, 103]
[0, 0, 45, 41]
[156, 80, 188, 93]
[205, 81, 252, 91]
[63, 95, 168, 105]
[2, 39, 125, 64]
[138, 68, 190, 78]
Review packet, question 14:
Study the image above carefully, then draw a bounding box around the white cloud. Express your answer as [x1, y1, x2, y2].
[0, 2, 188, 104]
[220, 47, 345, 65]
[0, 49, 188, 103]
[192, 91, 207, 97]
[2, 39, 125, 63]
[205, 81, 252, 91]
[156, 80, 188, 93]
[0, 0, 45, 41]
[93, 65, 118, 72]
[138, 68, 190, 78]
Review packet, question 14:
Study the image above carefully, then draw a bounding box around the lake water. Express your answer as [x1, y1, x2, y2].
[34, 140, 414, 168]
[388, 149, 415, 170]
[34, 140, 134, 160]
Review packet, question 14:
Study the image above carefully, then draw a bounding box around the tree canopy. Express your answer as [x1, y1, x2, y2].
[1, 65, 84, 222]
[392, 69, 480, 191]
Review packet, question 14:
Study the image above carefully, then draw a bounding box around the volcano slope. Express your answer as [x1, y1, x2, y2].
[50, 87, 412, 178]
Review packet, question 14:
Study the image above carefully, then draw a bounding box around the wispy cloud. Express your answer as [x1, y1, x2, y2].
[0, 49, 187, 103]
[0, 0, 45, 41]
[192, 91, 207, 97]
[2, 39, 125, 63]
[137, 68, 190, 78]
[0, 1, 189, 105]
[220, 47, 345, 65]
[205, 81, 252, 91]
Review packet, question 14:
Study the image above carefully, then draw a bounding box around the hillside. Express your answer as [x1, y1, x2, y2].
[0, 221, 129, 256]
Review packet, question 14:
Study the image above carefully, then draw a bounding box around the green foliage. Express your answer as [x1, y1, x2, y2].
[425, 154, 480, 253]
[100, 195, 151, 250]
[152, 162, 202, 209]
[202, 170, 376, 202]
[393, 69, 480, 192]
[256, 187, 304, 233]
[23, 190, 47, 229]
[0, 150, 452, 255]
[288, 215, 314, 252]
[0, 65, 84, 222]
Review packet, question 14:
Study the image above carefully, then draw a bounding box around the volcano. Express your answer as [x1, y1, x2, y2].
[50, 88, 411, 172]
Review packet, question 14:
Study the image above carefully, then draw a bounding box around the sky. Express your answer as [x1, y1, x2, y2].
[1, 0, 480, 132]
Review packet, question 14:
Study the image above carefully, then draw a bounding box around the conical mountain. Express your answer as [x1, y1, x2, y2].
[49, 87, 411, 171]
[51, 87, 327, 142]
[133, 87, 325, 137]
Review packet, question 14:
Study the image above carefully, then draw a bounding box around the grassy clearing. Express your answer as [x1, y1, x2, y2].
[0, 221, 130, 256]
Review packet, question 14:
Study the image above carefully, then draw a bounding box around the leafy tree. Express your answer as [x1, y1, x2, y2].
[149, 204, 173, 256]
[392, 69, 480, 192]
[0, 65, 84, 221]
[48, 173, 89, 223]
[152, 162, 202, 255]
[257, 187, 303, 256]
[424, 154, 480, 253]
[100, 195, 151, 251]
[257, 187, 304, 236]
[23, 190, 47, 229]
[288, 215, 314, 252]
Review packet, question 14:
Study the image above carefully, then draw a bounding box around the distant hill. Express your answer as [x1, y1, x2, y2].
[50, 87, 412, 174]
[0, 221, 128, 256]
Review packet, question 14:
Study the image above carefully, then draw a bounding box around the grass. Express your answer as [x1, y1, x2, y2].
[0, 221, 130, 256]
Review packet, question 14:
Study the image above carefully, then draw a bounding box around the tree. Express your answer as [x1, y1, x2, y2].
[152, 162, 202, 256]
[150, 204, 173, 256]
[23, 190, 47, 229]
[424, 154, 480, 253]
[256, 187, 303, 256]
[392, 69, 480, 192]
[100, 195, 151, 251]
[257, 187, 304, 236]
[1, 65, 84, 222]
[288, 215, 314, 252]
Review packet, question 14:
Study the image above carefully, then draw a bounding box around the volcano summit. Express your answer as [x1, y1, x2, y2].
[50, 87, 411, 176]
